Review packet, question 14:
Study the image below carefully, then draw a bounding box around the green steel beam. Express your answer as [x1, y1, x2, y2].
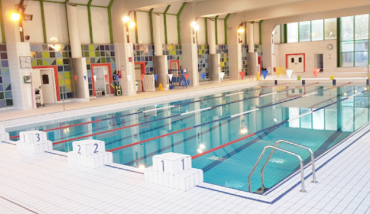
[259, 20, 263, 45]
[87, 0, 94, 43]
[176, 2, 187, 44]
[149, 8, 154, 44]
[205, 18, 208, 45]
[337, 18, 341, 67]
[65, 0, 70, 43]
[0, 0, 6, 43]
[224, 14, 230, 45]
[284, 24, 287, 43]
[244, 22, 247, 44]
[108, 0, 114, 43]
[163, 5, 171, 44]
[40, 0, 47, 43]
[134, 11, 138, 43]
[32, 0, 108, 7]
[215, 16, 219, 45]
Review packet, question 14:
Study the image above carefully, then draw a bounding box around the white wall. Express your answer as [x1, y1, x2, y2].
[23, 1, 44, 43]
[158, 14, 165, 45]
[137, 12, 151, 44]
[44, 2, 69, 43]
[166, 15, 178, 44]
[217, 19, 225, 45]
[77, 6, 90, 44]
[275, 40, 367, 74]
[196, 18, 206, 45]
[128, 12, 137, 43]
[91, 7, 110, 44]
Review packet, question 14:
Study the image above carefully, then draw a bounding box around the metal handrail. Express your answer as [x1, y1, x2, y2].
[248, 146, 307, 193]
[260, 140, 318, 192]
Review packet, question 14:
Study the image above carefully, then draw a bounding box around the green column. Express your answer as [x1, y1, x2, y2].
[337, 18, 341, 67]
[149, 9, 154, 44]
[177, 3, 187, 44]
[259, 20, 263, 45]
[108, 0, 115, 43]
[0, 0, 6, 43]
[205, 18, 208, 45]
[163, 5, 171, 44]
[224, 14, 230, 45]
[215, 16, 219, 45]
[134, 11, 138, 43]
[87, 0, 94, 43]
[40, 0, 47, 43]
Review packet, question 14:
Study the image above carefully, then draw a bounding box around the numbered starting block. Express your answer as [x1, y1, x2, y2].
[144, 153, 203, 192]
[17, 131, 52, 154]
[0, 124, 9, 142]
[67, 140, 113, 169]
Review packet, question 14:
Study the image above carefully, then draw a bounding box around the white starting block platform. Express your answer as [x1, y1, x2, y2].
[144, 153, 203, 191]
[16, 131, 52, 154]
[68, 140, 113, 169]
[0, 124, 9, 142]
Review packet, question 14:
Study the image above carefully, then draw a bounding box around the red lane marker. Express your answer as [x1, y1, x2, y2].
[53, 123, 141, 145]
[192, 133, 256, 159]
[107, 127, 193, 152]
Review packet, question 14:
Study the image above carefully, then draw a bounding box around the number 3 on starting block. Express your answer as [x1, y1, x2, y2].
[72, 140, 105, 156]
[19, 131, 47, 144]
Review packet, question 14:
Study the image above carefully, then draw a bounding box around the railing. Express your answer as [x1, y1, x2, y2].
[248, 140, 318, 193]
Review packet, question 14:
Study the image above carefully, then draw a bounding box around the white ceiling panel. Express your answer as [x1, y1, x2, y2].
[91, 0, 110, 7]
[69, 0, 90, 5]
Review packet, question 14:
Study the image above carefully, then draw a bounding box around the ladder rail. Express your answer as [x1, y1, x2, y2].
[248, 145, 306, 193]
[260, 140, 318, 192]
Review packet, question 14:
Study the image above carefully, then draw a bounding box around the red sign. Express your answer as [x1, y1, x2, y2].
[129, 57, 132, 62]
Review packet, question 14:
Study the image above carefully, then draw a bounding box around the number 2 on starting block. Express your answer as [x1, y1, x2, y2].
[72, 140, 105, 156]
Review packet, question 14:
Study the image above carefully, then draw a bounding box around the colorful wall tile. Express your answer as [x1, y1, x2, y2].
[197, 45, 209, 81]
[82, 44, 116, 96]
[0, 44, 11, 108]
[30, 44, 116, 99]
[217, 45, 229, 77]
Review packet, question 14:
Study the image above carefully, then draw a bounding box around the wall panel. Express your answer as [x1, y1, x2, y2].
[196, 19, 206, 45]
[44, 2, 69, 43]
[137, 12, 151, 44]
[77, 6, 90, 44]
[23, 1, 44, 43]
[91, 7, 110, 44]
[217, 19, 225, 45]
[166, 15, 178, 44]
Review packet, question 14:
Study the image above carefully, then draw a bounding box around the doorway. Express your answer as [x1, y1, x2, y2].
[31, 67, 59, 106]
[314, 54, 324, 72]
[134, 62, 146, 92]
[286, 53, 305, 73]
[92, 66, 110, 96]
[90, 63, 113, 97]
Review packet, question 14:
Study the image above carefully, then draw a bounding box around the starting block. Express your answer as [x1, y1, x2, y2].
[68, 140, 113, 169]
[0, 124, 9, 142]
[144, 152, 203, 191]
[17, 131, 52, 154]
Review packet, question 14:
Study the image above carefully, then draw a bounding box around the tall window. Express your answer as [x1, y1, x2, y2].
[287, 23, 298, 43]
[287, 18, 336, 43]
[324, 18, 337, 40]
[299, 21, 311, 42]
[340, 14, 369, 67]
[312, 20, 324, 41]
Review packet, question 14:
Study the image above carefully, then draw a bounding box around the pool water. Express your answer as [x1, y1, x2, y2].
[8, 82, 370, 193]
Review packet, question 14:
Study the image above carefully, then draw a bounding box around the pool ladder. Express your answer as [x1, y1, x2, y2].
[248, 140, 318, 193]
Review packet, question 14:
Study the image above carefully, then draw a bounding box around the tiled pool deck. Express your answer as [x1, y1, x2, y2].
[1, 121, 370, 214]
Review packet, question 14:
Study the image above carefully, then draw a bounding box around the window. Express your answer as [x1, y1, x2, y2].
[291, 58, 294, 63]
[287, 23, 298, 43]
[340, 14, 369, 67]
[299, 21, 311, 42]
[312, 20, 324, 41]
[299, 57, 302, 63]
[324, 18, 337, 40]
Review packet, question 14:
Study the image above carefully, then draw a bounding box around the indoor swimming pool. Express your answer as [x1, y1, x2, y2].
[7, 82, 370, 193]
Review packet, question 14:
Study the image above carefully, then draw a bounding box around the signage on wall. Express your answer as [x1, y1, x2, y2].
[129, 57, 132, 62]
[20, 56, 32, 69]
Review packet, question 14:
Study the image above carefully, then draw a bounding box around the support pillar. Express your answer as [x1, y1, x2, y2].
[114, 21, 136, 96]
[207, 19, 221, 82]
[180, 5, 199, 87]
[227, 15, 242, 80]
[67, 3, 89, 101]
[247, 22, 258, 76]
[153, 13, 169, 90]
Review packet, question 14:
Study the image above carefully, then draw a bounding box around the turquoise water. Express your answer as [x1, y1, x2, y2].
[8, 83, 370, 193]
